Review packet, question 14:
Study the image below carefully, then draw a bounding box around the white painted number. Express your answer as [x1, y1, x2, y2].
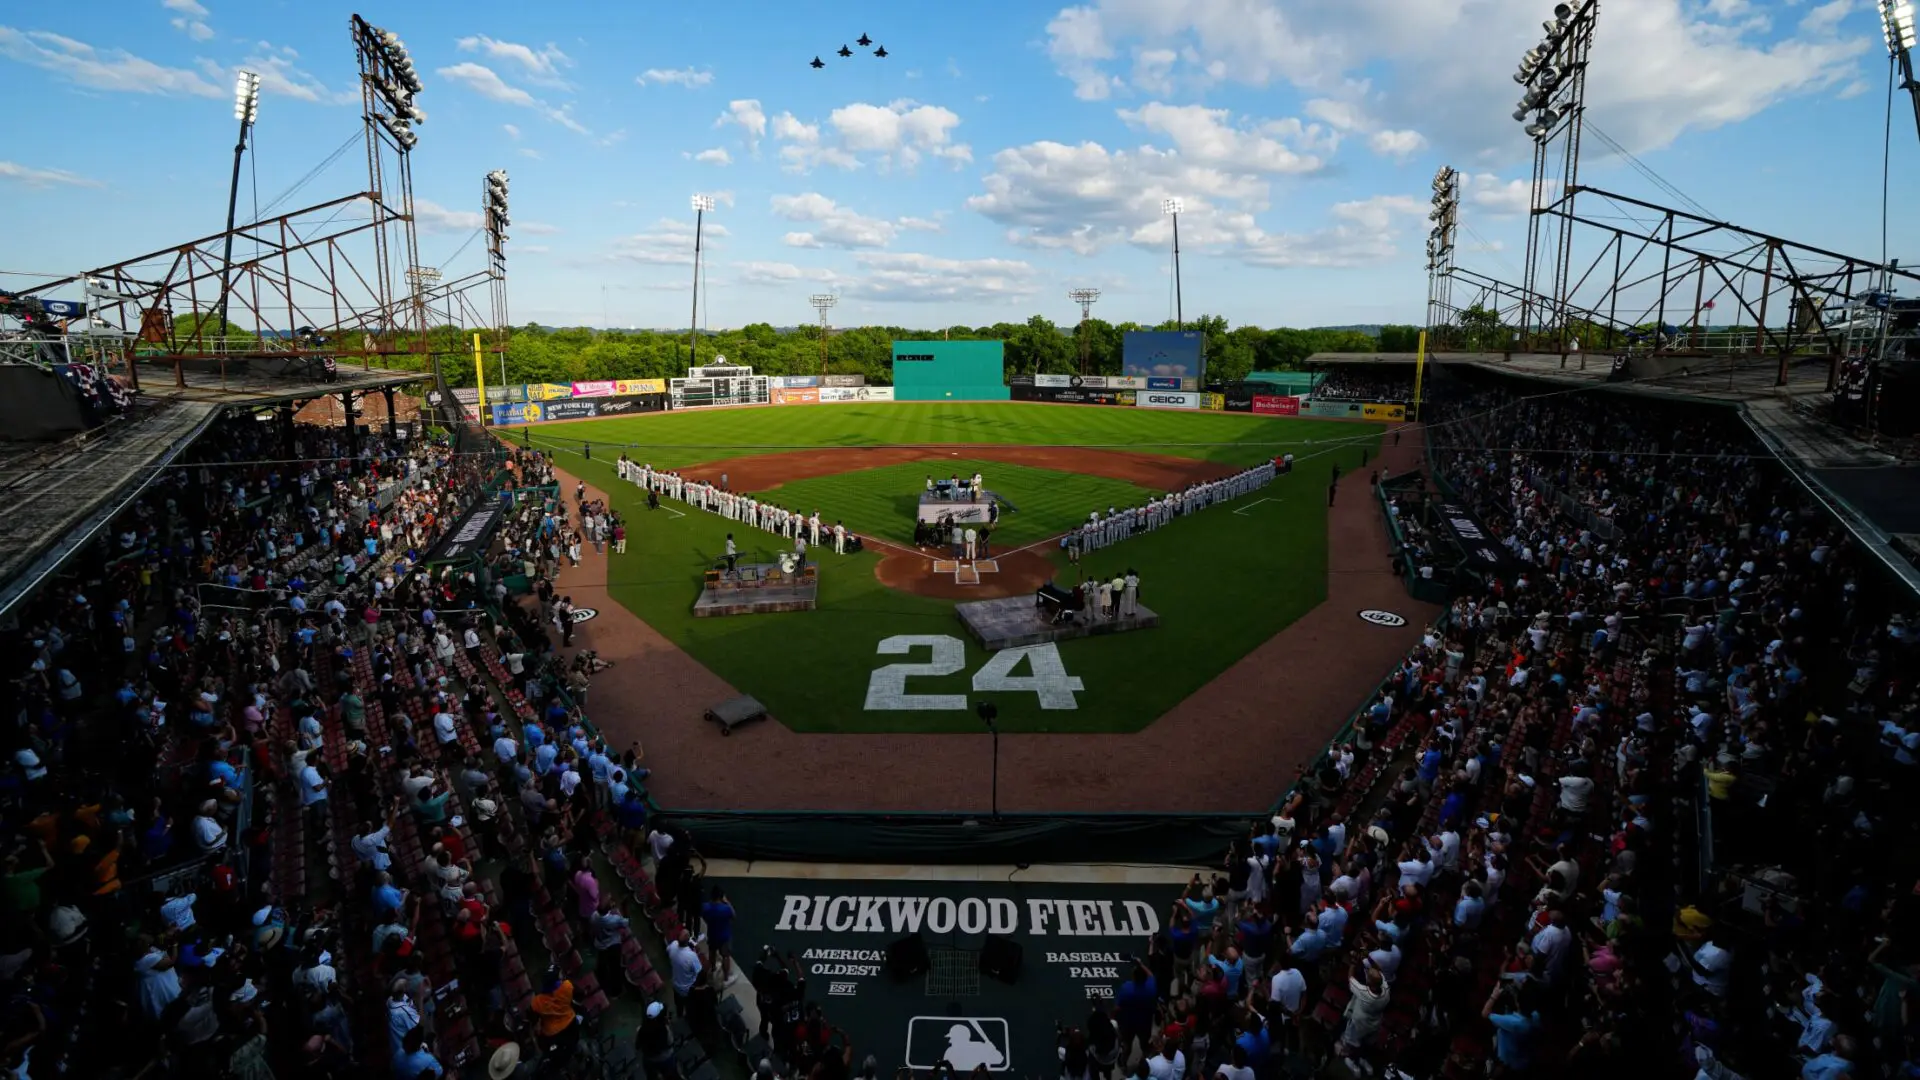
[864, 635, 969, 711]
[864, 636, 1083, 711]
[972, 644, 1085, 710]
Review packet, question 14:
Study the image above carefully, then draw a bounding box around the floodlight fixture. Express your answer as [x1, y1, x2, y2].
[1161, 197, 1184, 215]
[691, 193, 716, 213]
[1885, 0, 1917, 51]
[234, 71, 261, 123]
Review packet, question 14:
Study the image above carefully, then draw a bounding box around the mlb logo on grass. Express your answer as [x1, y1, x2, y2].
[906, 1017, 1010, 1072]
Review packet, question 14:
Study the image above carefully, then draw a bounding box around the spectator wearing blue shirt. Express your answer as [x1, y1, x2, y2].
[1319, 895, 1350, 949]
[1113, 965, 1157, 1064]
[372, 873, 408, 920]
[1801, 1037, 1856, 1080]
[1483, 984, 1540, 1072]
[1232, 1016, 1269, 1073]
[1207, 946, 1246, 997]
[1289, 912, 1327, 962]
[393, 1027, 441, 1080]
[1236, 909, 1273, 965]
[1453, 881, 1486, 931]
[1182, 877, 1222, 937]
[701, 886, 737, 982]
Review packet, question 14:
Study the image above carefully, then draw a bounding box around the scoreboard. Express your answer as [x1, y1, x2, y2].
[670, 359, 769, 410]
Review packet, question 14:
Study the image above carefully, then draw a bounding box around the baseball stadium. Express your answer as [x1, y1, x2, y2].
[6, 2, 1920, 1080]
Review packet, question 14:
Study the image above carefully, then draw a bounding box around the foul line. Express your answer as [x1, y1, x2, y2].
[1233, 497, 1281, 515]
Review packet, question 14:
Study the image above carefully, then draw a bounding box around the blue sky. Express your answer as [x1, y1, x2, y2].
[2, 0, 1914, 330]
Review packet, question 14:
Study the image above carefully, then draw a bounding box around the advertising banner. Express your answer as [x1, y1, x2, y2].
[818, 386, 896, 402]
[429, 503, 502, 563]
[822, 374, 867, 388]
[1251, 395, 1301, 416]
[1007, 375, 1035, 387]
[1203, 393, 1225, 411]
[570, 380, 618, 397]
[489, 403, 529, 425]
[772, 387, 821, 405]
[1034, 374, 1073, 388]
[484, 385, 526, 404]
[1123, 330, 1204, 380]
[1137, 390, 1202, 410]
[1146, 377, 1183, 391]
[1302, 400, 1366, 419]
[716, 875, 1177, 1080]
[593, 394, 665, 416]
[1107, 376, 1148, 389]
[1438, 502, 1513, 573]
[616, 378, 667, 396]
[1224, 397, 1252, 412]
[1362, 402, 1408, 421]
[772, 375, 821, 389]
[526, 383, 574, 401]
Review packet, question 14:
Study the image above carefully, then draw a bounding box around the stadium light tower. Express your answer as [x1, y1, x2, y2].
[217, 70, 262, 343]
[1068, 288, 1101, 374]
[689, 193, 716, 366]
[1882, 0, 1920, 143]
[810, 293, 838, 376]
[1161, 198, 1185, 331]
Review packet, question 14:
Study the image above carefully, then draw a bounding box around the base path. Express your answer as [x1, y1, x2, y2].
[543, 428, 1435, 816]
[672, 444, 1238, 600]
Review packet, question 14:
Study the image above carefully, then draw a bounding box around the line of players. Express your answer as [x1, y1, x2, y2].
[615, 454, 855, 555]
[1067, 458, 1280, 556]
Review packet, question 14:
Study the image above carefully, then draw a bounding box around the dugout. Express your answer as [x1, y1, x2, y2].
[889, 340, 1010, 401]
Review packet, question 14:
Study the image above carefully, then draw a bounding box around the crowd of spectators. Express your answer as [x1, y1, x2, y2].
[1312, 370, 1416, 403]
[0, 414, 607, 1078]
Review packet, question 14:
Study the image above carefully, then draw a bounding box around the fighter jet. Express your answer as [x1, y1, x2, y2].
[837, 45, 852, 57]
[856, 33, 872, 46]
[810, 56, 825, 68]
[873, 45, 888, 57]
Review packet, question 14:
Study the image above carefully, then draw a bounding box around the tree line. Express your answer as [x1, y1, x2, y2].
[398, 316, 1426, 389]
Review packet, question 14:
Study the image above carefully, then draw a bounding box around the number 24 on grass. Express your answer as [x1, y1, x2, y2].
[863, 634, 1085, 711]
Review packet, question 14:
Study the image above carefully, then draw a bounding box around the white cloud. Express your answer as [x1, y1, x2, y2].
[610, 218, 730, 265]
[1132, 48, 1178, 95]
[829, 100, 971, 168]
[1236, 195, 1428, 268]
[438, 61, 591, 135]
[1042, 0, 1871, 159]
[770, 192, 900, 248]
[690, 147, 732, 165]
[1046, 6, 1122, 100]
[715, 99, 767, 149]
[765, 99, 973, 172]
[161, 0, 212, 40]
[1798, 0, 1852, 35]
[772, 111, 817, 142]
[517, 147, 542, 159]
[0, 160, 103, 188]
[0, 27, 221, 97]
[203, 47, 353, 105]
[844, 252, 1041, 303]
[503, 123, 521, 139]
[1368, 129, 1428, 159]
[416, 198, 559, 235]
[898, 216, 943, 232]
[734, 261, 838, 287]
[638, 67, 714, 88]
[456, 35, 571, 85]
[1460, 172, 1538, 216]
[1117, 102, 1327, 174]
[439, 61, 536, 106]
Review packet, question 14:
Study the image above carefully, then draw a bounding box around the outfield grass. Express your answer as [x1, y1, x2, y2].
[531, 403, 1386, 734]
[758, 458, 1154, 548]
[520, 401, 1374, 470]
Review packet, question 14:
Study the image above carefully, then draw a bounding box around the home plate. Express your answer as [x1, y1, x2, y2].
[955, 565, 981, 585]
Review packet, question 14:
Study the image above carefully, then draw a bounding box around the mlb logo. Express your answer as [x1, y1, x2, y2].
[905, 1017, 1010, 1073]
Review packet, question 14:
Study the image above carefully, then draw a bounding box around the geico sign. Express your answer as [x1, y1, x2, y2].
[1140, 392, 1198, 408]
[1146, 394, 1190, 404]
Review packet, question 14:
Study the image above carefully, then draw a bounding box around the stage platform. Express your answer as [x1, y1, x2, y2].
[955, 594, 1160, 651]
[694, 561, 818, 617]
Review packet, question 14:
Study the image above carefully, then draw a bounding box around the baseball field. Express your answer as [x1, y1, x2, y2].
[515, 402, 1385, 735]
